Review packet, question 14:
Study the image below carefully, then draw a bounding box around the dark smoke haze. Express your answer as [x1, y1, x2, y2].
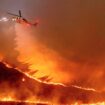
[0, 0, 105, 90]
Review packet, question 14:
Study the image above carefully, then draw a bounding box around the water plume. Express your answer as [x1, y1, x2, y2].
[15, 24, 71, 83]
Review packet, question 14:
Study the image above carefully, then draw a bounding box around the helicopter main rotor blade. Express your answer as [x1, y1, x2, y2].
[7, 12, 20, 17]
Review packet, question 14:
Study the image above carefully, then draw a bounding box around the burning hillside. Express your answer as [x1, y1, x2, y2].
[0, 101, 48, 105]
[0, 62, 105, 104]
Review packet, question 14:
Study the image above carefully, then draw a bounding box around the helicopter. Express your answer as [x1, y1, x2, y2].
[7, 10, 39, 26]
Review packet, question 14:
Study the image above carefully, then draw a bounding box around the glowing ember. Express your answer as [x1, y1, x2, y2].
[73, 102, 105, 105]
[72, 85, 97, 92]
[22, 78, 26, 82]
[2, 62, 12, 68]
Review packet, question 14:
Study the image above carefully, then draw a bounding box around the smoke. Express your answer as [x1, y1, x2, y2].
[14, 24, 72, 83]
[0, 19, 20, 66]
[0, 0, 105, 92]
[5, 21, 105, 91]
[0, 17, 8, 22]
[34, 0, 105, 91]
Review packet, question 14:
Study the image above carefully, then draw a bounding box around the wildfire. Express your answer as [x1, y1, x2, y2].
[72, 85, 97, 92]
[0, 97, 50, 104]
[0, 21, 105, 105]
[1, 98, 105, 105]
[73, 102, 105, 105]
[0, 61, 105, 105]
[1, 97, 13, 101]
[2, 61, 12, 68]
[15, 24, 72, 83]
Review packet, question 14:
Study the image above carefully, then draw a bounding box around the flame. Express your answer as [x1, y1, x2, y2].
[15, 24, 72, 83]
[73, 102, 105, 105]
[1, 97, 105, 105]
[72, 85, 97, 92]
[0, 23, 103, 105]
[0, 61, 105, 104]
[0, 96, 50, 104]
[1, 97, 14, 101]
[2, 61, 12, 68]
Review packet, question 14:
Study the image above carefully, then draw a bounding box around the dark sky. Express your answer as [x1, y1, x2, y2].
[1, 0, 105, 90]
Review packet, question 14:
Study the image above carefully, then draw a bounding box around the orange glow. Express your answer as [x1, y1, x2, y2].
[0, 96, 50, 104]
[1, 97, 14, 101]
[3, 62, 12, 68]
[0, 54, 3, 61]
[73, 102, 105, 105]
[15, 24, 73, 83]
[22, 78, 25, 82]
[0, 61, 105, 104]
[72, 85, 97, 92]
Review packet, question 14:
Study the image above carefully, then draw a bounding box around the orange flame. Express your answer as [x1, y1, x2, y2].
[73, 102, 105, 105]
[15, 24, 72, 83]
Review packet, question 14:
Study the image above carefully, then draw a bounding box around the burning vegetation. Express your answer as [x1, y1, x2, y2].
[0, 61, 105, 105]
[0, 15, 105, 105]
